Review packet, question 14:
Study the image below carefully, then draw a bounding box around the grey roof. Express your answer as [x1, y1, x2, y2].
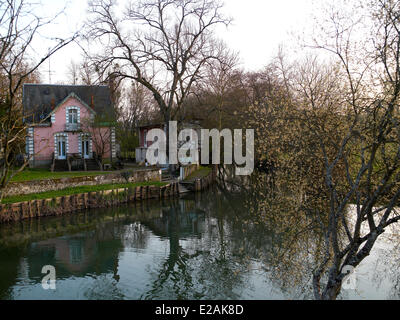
[138, 121, 202, 129]
[23, 84, 115, 123]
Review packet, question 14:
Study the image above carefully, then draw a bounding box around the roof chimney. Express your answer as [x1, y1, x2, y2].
[91, 95, 94, 109]
[50, 98, 55, 110]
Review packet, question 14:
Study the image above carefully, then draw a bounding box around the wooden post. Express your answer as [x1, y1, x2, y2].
[0, 204, 4, 223]
[84, 193, 88, 209]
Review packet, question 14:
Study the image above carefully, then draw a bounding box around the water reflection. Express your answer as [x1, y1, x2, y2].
[0, 171, 399, 300]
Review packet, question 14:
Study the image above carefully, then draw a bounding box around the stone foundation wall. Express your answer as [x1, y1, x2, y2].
[0, 182, 180, 224]
[29, 159, 52, 169]
[4, 168, 161, 197]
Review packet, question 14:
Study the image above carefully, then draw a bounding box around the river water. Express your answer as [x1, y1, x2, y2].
[0, 179, 399, 300]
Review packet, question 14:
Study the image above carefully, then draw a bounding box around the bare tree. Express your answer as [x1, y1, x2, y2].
[305, 0, 400, 300]
[81, 117, 113, 169]
[119, 81, 154, 130]
[67, 58, 103, 85]
[246, 0, 400, 300]
[66, 60, 79, 85]
[0, 0, 77, 201]
[80, 59, 96, 85]
[201, 45, 239, 130]
[86, 0, 231, 162]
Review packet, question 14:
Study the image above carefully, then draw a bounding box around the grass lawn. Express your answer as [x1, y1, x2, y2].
[2, 181, 168, 204]
[9, 168, 115, 183]
[184, 166, 212, 182]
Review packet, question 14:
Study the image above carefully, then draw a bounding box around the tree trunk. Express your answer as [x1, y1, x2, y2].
[321, 284, 341, 300]
[313, 268, 344, 300]
[315, 272, 342, 300]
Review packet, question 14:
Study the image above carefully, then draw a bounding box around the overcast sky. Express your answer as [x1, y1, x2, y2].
[38, 0, 323, 84]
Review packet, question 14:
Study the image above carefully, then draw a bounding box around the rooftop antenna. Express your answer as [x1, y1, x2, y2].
[47, 48, 55, 84]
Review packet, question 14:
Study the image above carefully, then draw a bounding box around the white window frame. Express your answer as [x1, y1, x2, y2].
[79, 133, 92, 159]
[54, 133, 69, 160]
[66, 106, 80, 124]
[68, 109, 78, 124]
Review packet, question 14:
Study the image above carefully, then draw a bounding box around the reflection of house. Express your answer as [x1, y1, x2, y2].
[36, 237, 95, 273]
[136, 121, 202, 164]
[29, 231, 123, 278]
[23, 84, 116, 169]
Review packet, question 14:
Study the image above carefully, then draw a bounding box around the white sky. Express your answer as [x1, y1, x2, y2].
[37, 0, 322, 83]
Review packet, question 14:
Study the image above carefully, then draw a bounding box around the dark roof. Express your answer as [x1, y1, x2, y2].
[138, 122, 165, 129]
[23, 84, 115, 123]
[138, 121, 202, 129]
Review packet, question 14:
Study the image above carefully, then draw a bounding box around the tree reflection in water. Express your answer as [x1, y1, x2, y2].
[140, 196, 254, 300]
[140, 167, 326, 300]
[0, 167, 399, 299]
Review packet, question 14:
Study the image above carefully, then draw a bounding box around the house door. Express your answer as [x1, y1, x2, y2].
[82, 137, 90, 159]
[57, 136, 66, 160]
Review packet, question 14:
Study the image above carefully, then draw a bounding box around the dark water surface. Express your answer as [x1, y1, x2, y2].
[0, 183, 399, 300]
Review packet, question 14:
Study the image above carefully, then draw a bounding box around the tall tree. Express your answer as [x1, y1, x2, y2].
[201, 45, 239, 130]
[246, 0, 400, 300]
[66, 60, 79, 85]
[86, 0, 231, 163]
[305, 0, 400, 300]
[0, 0, 77, 201]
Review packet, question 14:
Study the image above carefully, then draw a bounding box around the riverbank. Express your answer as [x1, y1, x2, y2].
[3, 168, 161, 198]
[2, 181, 168, 204]
[0, 182, 180, 224]
[0, 165, 217, 224]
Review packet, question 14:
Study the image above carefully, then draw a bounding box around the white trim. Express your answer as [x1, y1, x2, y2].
[48, 92, 96, 117]
[66, 106, 80, 124]
[78, 133, 82, 154]
[111, 127, 116, 159]
[80, 133, 92, 159]
[54, 133, 68, 160]
[27, 127, 34, 160]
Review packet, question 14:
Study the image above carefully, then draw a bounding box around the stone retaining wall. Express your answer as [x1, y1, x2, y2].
[4, 168, 161, 197]
[0, 182, 180, 224]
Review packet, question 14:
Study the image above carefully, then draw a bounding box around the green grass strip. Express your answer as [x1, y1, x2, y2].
[10, 168, 115, 182]
[2, 181, 168, 204]
[184, 166, 212, 182]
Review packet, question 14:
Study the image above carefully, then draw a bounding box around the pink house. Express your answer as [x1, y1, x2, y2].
[23, 84, 116, 170]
